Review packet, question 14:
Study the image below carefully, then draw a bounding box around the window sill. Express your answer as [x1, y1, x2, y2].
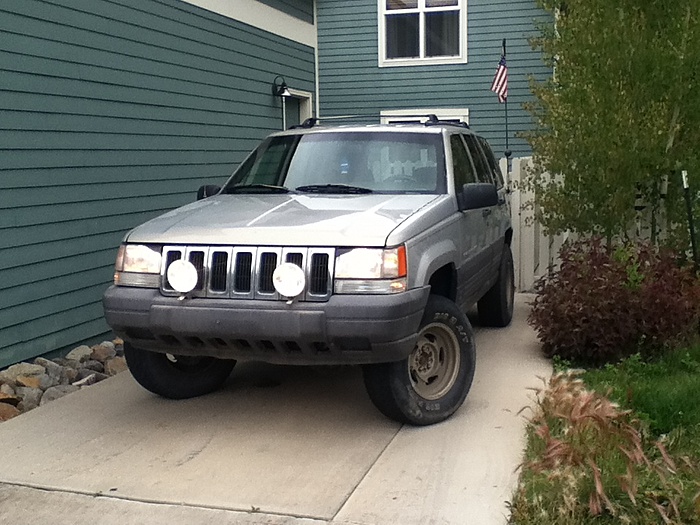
[379, 55, 468, 68]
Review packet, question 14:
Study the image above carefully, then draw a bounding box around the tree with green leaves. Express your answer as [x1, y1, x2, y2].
[524, 0, 700, 244]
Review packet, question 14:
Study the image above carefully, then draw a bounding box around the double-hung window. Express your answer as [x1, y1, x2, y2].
[379, 0, 467, 67]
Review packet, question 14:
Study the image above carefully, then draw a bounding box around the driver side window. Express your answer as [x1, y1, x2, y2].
[450, 135, 476, 188]
[463, 134, 493, 185]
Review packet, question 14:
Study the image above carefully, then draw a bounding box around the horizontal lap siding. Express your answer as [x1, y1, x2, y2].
[0, 0, 315, 367]
[258, 0, 314, 23]
[316, 0, 550, 158]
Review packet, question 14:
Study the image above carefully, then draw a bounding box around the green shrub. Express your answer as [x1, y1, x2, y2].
[529, 238, 700, 365]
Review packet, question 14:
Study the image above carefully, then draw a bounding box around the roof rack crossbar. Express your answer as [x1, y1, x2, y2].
[288, 113, 470, 129]
[289, 114, 371, 129]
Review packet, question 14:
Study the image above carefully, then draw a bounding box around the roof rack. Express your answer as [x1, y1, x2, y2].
[289, 114, 470, 130]
[290, 114, 370, 129]
[423, 114, 470, 129]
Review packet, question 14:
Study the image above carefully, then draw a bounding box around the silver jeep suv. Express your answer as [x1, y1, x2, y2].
[102, 117, 514, 425]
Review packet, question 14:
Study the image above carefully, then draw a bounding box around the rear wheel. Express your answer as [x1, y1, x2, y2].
[362, 295, 476, 425]
[124, 343, 235, 399]
[478, 244, 515, 327]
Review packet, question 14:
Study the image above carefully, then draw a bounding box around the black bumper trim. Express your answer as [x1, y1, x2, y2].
[103, 286, 430, 365]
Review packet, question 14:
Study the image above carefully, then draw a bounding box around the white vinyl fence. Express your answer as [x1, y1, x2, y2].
[500, 157, 569, 292]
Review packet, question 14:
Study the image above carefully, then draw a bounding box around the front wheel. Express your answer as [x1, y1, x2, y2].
[124, 343, 236, 399]
[362, 295, 476, 425]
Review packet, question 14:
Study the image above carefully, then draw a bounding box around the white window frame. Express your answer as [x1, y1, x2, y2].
[381, 107, 470, 125]
[378, 0, 468, 68]
[287, 88, 314, 122]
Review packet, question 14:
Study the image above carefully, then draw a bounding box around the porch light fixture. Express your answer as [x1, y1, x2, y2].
[272, 75, 292, 130]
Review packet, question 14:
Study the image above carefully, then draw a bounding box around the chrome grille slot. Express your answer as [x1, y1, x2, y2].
[209, 251, 229, 292]
[161, 247, 184, 292]
[286, 252, 304, 267]
[188, 250, 206, 292]
[160, 245, 335, 301]
[257, 252, 278, 294]
[233, 251, 254, 293]
[309, 253, 330, 295]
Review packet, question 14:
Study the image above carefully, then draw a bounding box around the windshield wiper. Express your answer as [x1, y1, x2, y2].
[223, 184, 291, 194]
[295, 184, 373, 194]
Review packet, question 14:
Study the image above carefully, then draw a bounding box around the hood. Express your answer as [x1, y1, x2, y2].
[126, 193, 442, 247]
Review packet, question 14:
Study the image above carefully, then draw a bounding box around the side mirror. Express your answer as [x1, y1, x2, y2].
[457, 183, 498, 211]
[197, 185, 221, 201]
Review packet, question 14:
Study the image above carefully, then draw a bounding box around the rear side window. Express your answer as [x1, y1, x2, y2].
[463, 134, 493, 185]
[477, 136, 505, 188]
[450, 135, 476, 187]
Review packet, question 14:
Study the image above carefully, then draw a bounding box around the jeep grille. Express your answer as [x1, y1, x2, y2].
[160, 246, 334, 301]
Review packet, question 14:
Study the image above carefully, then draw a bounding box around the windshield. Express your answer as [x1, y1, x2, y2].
[223, 132, 446, 194]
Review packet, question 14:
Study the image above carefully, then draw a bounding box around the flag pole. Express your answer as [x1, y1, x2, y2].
[503, 38, 511, 160]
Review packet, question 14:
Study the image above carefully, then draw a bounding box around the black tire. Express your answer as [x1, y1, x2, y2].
[478, 243, 515, 327]
[124, 343, 236, 399]
[362, 295, 476, 426]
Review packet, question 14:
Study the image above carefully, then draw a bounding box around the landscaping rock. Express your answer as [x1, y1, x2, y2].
[0, 392, 20, 407]
[76, 368, 108, 382]
[0, 403, 20, 422]
[0, 333, 125, 420]
[53, 358, 80, 370]
[15, 375, 42, 390]
[34, 357, 63, 383]
[39, 385, 79, 406]
[90, 344, 116, 363]
[73, 374, 106, 388]
[81, 360, 105, 373]
[60, 367, 79, 385]
[15, 373, 57, 391]
[65, 345, 92, 362]
[41, 373, 59, 390]
[16, 387, 43, 412]
[0, 363, 45, 385]
[105, 357, 128, 376]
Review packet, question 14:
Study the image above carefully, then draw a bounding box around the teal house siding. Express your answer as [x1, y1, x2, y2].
[0, 0, 315, 368]
[316, 0, 550, 158]
[258, 0, 314, 23]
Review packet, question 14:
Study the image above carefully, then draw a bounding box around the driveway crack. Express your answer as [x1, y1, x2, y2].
[329, 424, 403, 522]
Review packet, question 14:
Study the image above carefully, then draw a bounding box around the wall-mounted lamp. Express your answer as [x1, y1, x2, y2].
[272, 75, 292, 129]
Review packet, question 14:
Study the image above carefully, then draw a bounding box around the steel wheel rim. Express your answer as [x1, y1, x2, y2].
[408, 322, 461, 400]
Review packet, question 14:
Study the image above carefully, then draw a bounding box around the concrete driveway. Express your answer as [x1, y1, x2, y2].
[0, 295, 550, 525]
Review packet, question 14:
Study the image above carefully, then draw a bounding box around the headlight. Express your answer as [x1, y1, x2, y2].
[335, 246, 407, 279]
[114, 244, 162, 288]
[334, 246, 407, 294]
[119, 244, 162, 273]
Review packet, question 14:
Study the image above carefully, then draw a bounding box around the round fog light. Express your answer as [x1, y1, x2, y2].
[272, 263, 306, 298]
[167, 260, 199, 294]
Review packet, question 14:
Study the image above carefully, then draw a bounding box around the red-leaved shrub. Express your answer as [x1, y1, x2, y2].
[529, 238, 700, 364]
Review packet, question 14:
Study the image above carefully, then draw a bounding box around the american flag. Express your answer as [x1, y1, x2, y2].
[491, 55, 508, 103]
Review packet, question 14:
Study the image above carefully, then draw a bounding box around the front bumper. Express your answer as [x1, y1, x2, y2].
[102, 286, 430, 365]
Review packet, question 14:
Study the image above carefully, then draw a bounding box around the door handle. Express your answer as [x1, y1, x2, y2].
[482, 208, 492, 217]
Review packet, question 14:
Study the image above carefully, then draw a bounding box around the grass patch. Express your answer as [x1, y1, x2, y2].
[509, 345, 700, 524]
[583, 346, 700, 438]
